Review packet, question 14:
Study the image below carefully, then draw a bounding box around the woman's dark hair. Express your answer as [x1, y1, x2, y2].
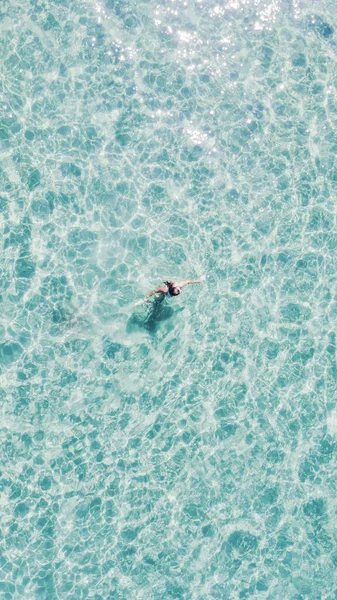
[170, 286, 180, 296]
[164, 281, 180, 296]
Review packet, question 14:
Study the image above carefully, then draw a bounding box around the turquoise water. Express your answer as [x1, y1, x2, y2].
[1, 0, 337, 597]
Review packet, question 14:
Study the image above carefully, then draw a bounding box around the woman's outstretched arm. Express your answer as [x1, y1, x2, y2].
[135, 283, 168, 305]
[144, 284, 168, 299]
[174, 275, 205, 289]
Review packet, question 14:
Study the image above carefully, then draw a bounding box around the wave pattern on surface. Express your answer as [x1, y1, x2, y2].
[1, 0, 337, 598]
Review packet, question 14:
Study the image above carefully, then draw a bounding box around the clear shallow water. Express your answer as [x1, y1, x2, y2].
[1, 0, 337, 598]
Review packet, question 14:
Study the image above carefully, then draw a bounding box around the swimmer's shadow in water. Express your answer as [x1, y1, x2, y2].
[127, 295, 183, 334]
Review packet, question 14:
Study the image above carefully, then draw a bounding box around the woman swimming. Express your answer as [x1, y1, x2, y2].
[142, 276, 205, 302]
